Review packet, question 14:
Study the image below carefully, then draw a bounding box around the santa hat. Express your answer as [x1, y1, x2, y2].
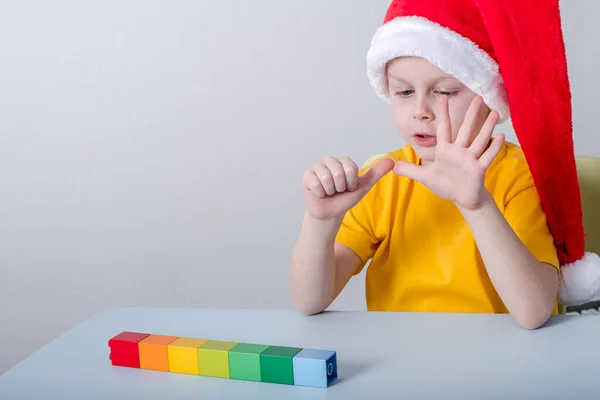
[366, 0, 600, 306]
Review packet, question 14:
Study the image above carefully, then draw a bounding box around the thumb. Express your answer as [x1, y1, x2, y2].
[392, 160, 427, 185]
[356, 158, 395, 194]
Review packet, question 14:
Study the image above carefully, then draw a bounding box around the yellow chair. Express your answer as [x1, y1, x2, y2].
[564, 156, 600, 314]
[364, 152, 600, 312]
[576, 156, 600, 256]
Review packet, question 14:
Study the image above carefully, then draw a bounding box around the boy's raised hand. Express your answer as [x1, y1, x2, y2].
[302, 156, 395, 220]
[393, 95, 505, 211]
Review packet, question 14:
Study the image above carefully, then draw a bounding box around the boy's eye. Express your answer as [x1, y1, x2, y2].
[435, 90, 457, 96]
[395, 90, 414, 96]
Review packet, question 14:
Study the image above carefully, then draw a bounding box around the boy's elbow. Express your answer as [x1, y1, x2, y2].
[513, 263, 559, 330]
[289, 287, 327, 316]
[288, 280, 331, 316]
[512, 303, 554, 330]
[515, 314, 548, 330]
[296, 305, 324, 316]
[292, 299, 328, 316]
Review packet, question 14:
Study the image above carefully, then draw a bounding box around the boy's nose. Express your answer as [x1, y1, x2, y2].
[412, 96, 434, 121]
[413, 108, 434, 121]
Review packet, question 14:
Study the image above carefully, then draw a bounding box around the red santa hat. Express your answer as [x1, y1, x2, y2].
[366, 0, 600, 306]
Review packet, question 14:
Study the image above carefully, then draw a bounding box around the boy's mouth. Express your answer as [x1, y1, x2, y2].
[413, 132, 435, 138]
[412, 132, 437, 147]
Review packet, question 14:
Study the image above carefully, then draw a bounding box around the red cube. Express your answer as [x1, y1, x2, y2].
[108, 331, 151, 368]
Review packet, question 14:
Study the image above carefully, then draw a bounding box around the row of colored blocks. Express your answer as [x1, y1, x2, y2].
[108, 331, 337, 388]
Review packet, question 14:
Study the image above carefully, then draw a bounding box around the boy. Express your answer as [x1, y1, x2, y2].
[288, 0, 600, 329]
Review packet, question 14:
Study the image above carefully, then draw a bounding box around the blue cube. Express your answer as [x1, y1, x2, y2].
[292, 348, 337, 388]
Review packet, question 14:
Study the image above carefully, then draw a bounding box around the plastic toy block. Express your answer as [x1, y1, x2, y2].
[138, 334, 179, 372]
[167, 337, 208, 375]
[108, 331, 151, 368]
[228, 343, 270, 382]
[292, 349, 337, 388]
[260, 346, 302, 385]
[197, 340, 239, 378]
[109, 332, 337, 388]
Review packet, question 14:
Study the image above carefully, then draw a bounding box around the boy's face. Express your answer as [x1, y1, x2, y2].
[386, 57, 491, 165]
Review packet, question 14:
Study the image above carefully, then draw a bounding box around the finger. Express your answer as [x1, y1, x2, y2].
[302, 170, 327, 198]
[392, 160, 428, 186]
[323, 157, 347, 193]
[436, 95, 452, 144]
[455, 96, 484, 147]
[312, 162, 336, 196]
[338, 157, 359, 191]
[479, 133, 505, 169]
[356, 157, 394, 194]
[469, 110, 500, 158]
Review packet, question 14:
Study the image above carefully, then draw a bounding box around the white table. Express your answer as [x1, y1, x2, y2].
[0, 307, 599, 399]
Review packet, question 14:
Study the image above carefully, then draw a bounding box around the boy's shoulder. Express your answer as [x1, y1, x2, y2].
[489, 140, 529, 170]
[485, 140, 537, 202]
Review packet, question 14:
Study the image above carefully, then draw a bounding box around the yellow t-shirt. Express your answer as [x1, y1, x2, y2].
[335, 141, 560, 314]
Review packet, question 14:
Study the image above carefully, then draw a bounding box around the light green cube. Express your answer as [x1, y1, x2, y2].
[228, 343, 270, 381]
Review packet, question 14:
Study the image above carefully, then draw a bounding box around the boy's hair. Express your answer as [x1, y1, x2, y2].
[365, 0, 599, 306]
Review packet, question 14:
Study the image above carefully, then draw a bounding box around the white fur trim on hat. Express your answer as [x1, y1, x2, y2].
[366, 16, 510, 123]
[559, 252, 600, 306]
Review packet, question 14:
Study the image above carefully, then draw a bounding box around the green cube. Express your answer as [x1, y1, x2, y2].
[259, 346, 302, 385]
[228, 343, 270, 382]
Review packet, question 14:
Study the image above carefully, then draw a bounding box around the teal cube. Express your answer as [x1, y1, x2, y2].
[228, 343, 270, 382]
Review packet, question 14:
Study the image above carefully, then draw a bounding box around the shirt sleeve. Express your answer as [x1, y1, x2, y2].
[503, 186, 560, 272]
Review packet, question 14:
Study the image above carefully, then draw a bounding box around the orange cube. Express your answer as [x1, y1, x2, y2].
[138, 334, 179, 371]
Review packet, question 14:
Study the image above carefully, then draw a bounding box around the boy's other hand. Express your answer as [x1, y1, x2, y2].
[302, 156, 394, 220]
[393, 95, 505, 211]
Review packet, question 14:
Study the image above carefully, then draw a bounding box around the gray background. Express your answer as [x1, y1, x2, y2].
[1, 0, 598, 374]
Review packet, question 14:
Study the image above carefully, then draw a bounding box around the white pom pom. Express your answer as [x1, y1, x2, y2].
[559, 252, 600, 306]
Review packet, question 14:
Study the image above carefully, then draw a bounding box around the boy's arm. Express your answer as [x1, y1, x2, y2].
[392, 95, 559, 329]
[288, 212, 363, 316]
[459, 191, 559, 329]
[289, 157, 393, 316]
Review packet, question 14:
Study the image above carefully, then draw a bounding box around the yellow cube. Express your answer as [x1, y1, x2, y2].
[167, 337, 207, 374]
[198, 340, 239, 378]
